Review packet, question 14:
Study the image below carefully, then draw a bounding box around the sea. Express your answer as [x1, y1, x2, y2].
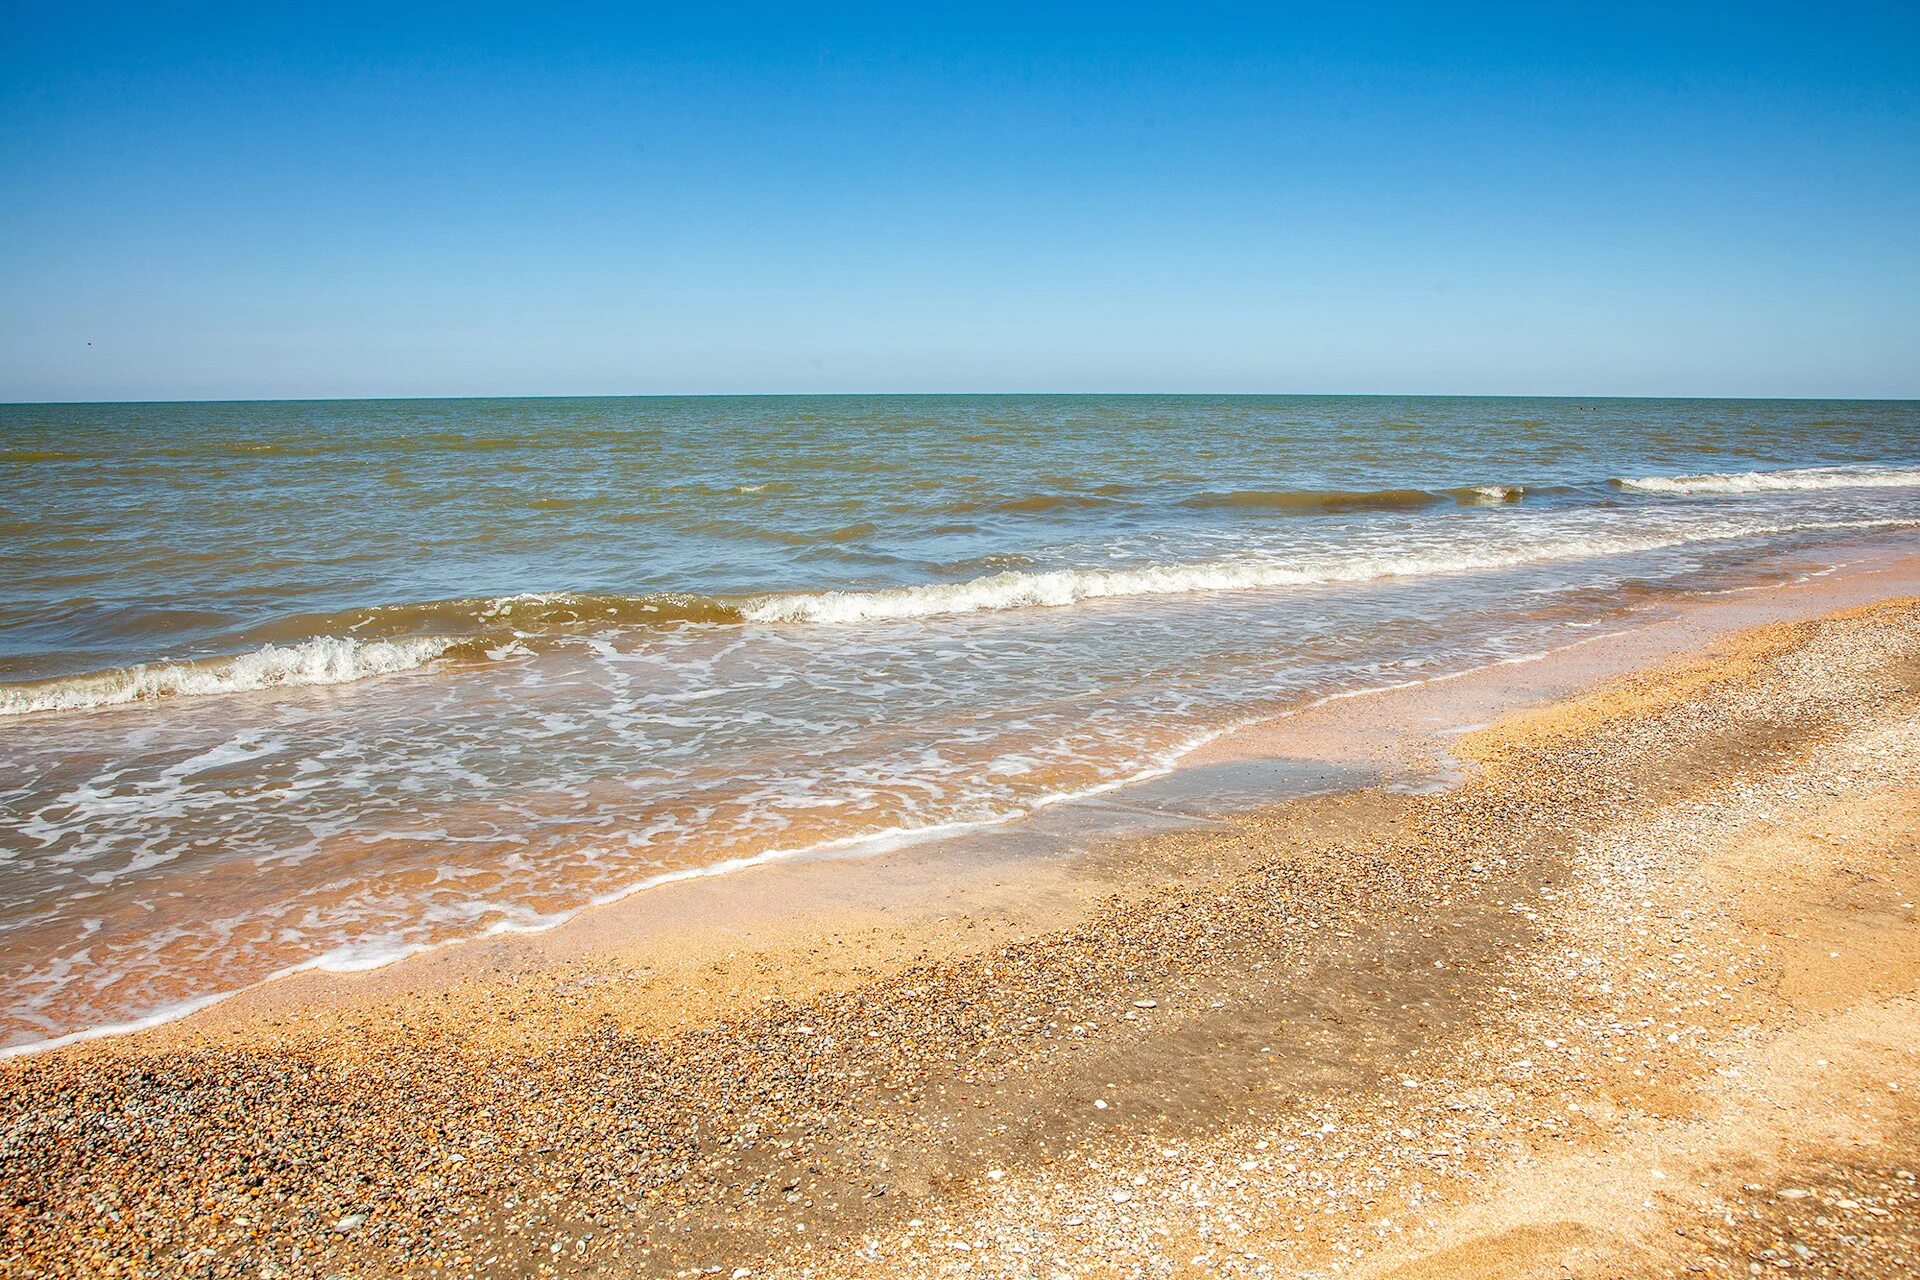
[3, 394, 1917, 1053]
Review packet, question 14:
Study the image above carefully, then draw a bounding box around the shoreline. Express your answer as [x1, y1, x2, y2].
[4, 546, 1920, 1278]
[24, 539, 1911, 1061]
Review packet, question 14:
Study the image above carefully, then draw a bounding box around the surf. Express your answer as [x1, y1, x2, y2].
[1615, 464, 1920, 496]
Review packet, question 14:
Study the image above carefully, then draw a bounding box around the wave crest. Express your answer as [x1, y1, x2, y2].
[244, 592, 745, 647]
[1448, 484, 1526, 505]
[0, 636, 464, 717]
[740, 516, 1915, 625]
[1616, 464, 1920, 496]
[12, 514, 1913, 713]
[2, 591, 746, 718]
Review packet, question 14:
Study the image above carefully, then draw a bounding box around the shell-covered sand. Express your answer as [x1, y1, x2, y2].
[4, 594, 1918, 1279]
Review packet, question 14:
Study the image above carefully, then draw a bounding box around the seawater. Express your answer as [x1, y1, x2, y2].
[2, 395, 1917, 1050]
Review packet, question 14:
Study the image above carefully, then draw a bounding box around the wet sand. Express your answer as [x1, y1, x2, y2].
[4, 552, 1920, 1278]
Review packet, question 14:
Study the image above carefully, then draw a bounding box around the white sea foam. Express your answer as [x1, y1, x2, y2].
[1617, 464, 1920, 496]
[7, 516, 1913, 718]
[0, 635, 456, 717]
[740, 516, 1914, 625]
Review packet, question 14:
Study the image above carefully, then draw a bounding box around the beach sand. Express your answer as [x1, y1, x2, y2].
[5, 556, 1919, 1279]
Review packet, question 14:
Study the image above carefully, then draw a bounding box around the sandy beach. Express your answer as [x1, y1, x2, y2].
[8, 7, 1919, 1276]
[5, 555, 1920, 1279]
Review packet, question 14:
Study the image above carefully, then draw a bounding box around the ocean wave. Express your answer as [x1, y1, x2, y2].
[738, 516, 1916, 625]
[1179, 487, 1444, 514]
[1615, 464, 1920, 496]
[944, 492, 1126, 516]
[1184, 484, 1536, 512]
[459, 590, 743, 628]
[1448, 483, 1526, 505]
[2, 447, 101, 463]
[929, 551, 1041, 576]
[12, 517, 1913, 713]
[0, 592, 752, 717]
[244, 591, 746, 647]
[0, 635, 464, 717]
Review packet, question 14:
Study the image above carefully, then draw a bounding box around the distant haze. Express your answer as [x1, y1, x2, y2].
[2, 5, 1917, 402]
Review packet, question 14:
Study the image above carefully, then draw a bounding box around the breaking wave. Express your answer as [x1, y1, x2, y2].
[10, 516, 1914, 714]
[239, 591, 747, 647]
[1449, 484, 1526, 505]
[1616, 464, 1920, 496]
[739, 516, 1915, 625]
[0, 592, 752, 718]
[0, 636, 466, 717]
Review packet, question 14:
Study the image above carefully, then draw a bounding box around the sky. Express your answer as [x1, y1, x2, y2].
[2, 3, 1917, 401]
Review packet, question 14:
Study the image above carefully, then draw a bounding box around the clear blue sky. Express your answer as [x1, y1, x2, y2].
[2, 3, 1916, 401]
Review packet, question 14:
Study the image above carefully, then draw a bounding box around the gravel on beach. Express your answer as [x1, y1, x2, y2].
[4, 600, 1919, 1279]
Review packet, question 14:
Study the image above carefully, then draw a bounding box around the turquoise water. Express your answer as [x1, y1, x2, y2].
[2, 395, 1917, 1049]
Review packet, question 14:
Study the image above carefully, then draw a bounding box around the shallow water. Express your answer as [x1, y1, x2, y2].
[2, 394, 1917, 1049]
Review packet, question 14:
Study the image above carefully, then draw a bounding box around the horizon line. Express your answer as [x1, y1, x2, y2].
[7, 389, 1920, 408]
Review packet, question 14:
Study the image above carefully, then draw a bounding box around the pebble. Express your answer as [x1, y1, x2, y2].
[9, 601, 1918, 1280]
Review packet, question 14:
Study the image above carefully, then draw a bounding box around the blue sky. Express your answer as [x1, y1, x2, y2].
[2, 3, 1916, 401]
